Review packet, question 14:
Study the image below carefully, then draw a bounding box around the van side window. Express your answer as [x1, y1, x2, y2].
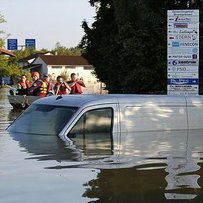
[67, 108, 113, 155]
[69, 108, 113, 135]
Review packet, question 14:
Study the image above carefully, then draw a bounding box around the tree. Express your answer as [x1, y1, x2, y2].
[80, 0, 123, 93]
[0, 13, 6, 48]
[80, 0, 167, 93]
[52, 42, 82, 56]
[0, 13, 9, 77]
[81, 0, 202, 93]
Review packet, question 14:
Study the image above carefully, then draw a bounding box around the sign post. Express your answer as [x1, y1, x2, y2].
[167, 9, 199, 95]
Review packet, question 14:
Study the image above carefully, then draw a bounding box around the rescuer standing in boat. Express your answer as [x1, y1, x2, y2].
[28, 72, 47, 96]
[54, 75, 71, 95]
[67, 73, 86, 94]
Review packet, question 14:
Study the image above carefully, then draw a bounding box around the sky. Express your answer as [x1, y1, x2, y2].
[0, 0, 96, 50]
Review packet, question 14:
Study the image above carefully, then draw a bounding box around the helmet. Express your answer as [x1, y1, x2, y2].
[31, 71, 39, 78]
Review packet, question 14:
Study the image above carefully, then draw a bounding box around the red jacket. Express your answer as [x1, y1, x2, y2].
[18, 80, 30, 89]
[67, 81, 83, 94]
[16, 80, 30, 95]
[54, 82, 68, 95]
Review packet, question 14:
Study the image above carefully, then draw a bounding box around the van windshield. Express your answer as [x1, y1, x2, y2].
[8, 104, 78, 135]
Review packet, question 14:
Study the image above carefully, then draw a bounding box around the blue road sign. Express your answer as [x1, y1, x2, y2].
[7, 39, 18, 50]
[25, 39, 36, 49]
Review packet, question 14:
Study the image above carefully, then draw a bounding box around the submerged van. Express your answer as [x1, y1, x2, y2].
[7, 94, 203, 159]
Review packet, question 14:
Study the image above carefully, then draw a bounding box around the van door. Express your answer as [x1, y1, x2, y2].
[61, 104, 119, 157]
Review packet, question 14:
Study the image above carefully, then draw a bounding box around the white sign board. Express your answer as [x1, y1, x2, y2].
[167, 10, 199, 95]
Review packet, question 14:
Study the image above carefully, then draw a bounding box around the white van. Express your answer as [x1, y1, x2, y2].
[8, 94, 203, 158]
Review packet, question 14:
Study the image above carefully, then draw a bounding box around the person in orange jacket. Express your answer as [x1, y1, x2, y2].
[28, 72, 47, 97]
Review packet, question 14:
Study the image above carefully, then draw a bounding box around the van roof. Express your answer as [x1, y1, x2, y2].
[34, 94, 118, 107]
[33, 94, 203, 108]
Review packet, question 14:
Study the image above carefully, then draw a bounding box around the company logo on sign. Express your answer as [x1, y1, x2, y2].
[170, 42, 199, 47]
[178, 60, 198, 65]
[175, 34, 198, 41]
[168, 54, 196, 59]
[168, 60, 198, 66]
[175, 16, 192, 22]
[174, 23, 188, 28]
[180, 29, 198, 34]
[171, 42, 180, 47]
[168, 79, 198, 85]
[168, 66, 198, 73]
[179, 42, 198, 47]
[169, 60, 178, 66]
[168, 72, 198, 79]
[168, 67, 185, 72]
[168, 85, 198, 91]
[169, 79, 190, 85]
[168, 29, 198, 34]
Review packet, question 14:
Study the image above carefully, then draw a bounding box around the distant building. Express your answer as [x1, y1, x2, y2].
[18, 53, 106, 94]
[0, 47, 16, 57]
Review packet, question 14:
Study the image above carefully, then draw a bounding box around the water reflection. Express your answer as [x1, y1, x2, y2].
[8, 131, 115, 169]
[82, 163, 203, 203]
[19, 129, 202, 201]
[165, 154, 201, 200]
[9, 132, 83, 162]
[7, 109, 23, 121]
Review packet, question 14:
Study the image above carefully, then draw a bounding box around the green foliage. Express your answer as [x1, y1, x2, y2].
[81, 0, 202, 94]
[80, 0, 167, 93]
[7, 49, 36, 66]
[0, 57, 22, 78]
[81, 0, 123, 93]
[0, 68, 9, 76]
[0, 13, 6, 47]
[52, 42, 82, 56]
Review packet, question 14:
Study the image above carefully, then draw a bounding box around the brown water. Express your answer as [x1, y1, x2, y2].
[0, 86, 203, 203]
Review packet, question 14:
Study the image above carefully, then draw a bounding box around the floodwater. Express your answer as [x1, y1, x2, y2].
[0, 86, 203, 203]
